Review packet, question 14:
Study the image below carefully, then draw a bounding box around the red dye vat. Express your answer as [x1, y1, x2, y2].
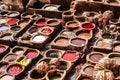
[26, 50, 38, 59]
[8, 65, 23, 75]
[41, 27, 53, 35]
[36, 20, 46, 26]
[0, 46, 6, 53]
[7, 19, 18, 25]
[82, 23, 94, 30]
[63, 52, 77, 62]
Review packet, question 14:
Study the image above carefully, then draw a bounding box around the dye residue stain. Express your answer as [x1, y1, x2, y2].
[8, 65, 23, 75]
[62, 52, 77, 62]
[7, 19, 18, 25]
[0, 46, 6, 53]
[82, 23, 94, 30]
[26, 50, 38, 59]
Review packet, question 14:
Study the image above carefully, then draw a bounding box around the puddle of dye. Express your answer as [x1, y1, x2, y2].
[32, 35, 46, 43]
[47, 21, 58, 26]
[77, 32, 91, 39]
[41, 27, 52, 35]
[26, 50, 38, 59]
[4, 54, 17, 62]
[8, 65, 23, 75]
[82, 23, 94, 30]
[11, 26, 21, 31]
[0, 25, 9, 32]
[13, 49, 24, 55]
[63, 52, 77, 61]
[37, 20, 46, 26]
[0, 65, 8, 76]
[111, 56, 120, 65]
[71, 39, 85, 46]
[0, 19, 7, 24]
[45, 6, 57, 11]
[114, 46, 120, 52]
[1, 34, 11, 40]
[7, 19, 18, 25]
[49, 75, 61, 80]
[84, 66, 94, 75]
[19, 22, 28, 27]
[8, 12, 19, 17]
[55, 38, 69, 46]
[0, 46, 6, 53]
[90, 54, 104, 62]
[0, 75, 14, 80]
[68, 22, 79, 28]
[96, 40, 111, 48]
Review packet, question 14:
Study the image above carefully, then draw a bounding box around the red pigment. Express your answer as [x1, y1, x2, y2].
[82, 23, 94, 29]
[63, 52, 77, 61]
[8, 65, 23, 75]
[7, 19, 18, 25]
[0, 46, 6, 53]
[26, 50, 38, 59]
[37, 21, 46, 26]
[41, 27, 52, 35]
